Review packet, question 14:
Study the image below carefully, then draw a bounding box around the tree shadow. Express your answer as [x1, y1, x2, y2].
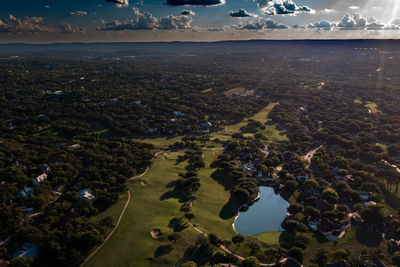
[168, 217, 188, 232]
[310, 232, 330, 245]
[210, 170, 233, 191]
[280, 189, 294, 202]
[210, 160, 220, 169]
[154, 244, 174, 258]
[165, 180, 176, 188]
[220, 195, 243, 220]
[176, 245, 212, 267]
[355, 228, 382, 247]
[159, 189, 189, 203]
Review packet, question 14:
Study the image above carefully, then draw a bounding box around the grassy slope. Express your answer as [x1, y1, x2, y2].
[84, 152, 199, 267]
[227, 102, 288, 142]
[365, 101, 379, 113]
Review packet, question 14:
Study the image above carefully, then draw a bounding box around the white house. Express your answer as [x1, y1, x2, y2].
[78, 188, 94, 200]
[69, 144, 81, 150]
[174, 111, 185, 116]
[355, 190, 369, 201]
[297, 172, 309, 180]
[33, 173, 47, 184]
[239, 164, 254, 174]
[364, 201, 376, 207]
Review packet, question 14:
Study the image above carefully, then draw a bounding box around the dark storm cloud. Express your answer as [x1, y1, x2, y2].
[166, 0, 224, 7]
[229, 9, 256, 17]
[255, 0, 312, 15]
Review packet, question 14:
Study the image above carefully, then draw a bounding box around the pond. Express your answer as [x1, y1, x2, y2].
[233, 186, 290, 236]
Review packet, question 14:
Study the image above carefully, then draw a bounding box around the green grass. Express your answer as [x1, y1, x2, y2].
[354, 99, 362, 104]
[365, 101, 379, 114]
[225, 87, 245, 94]
[128, 135, 183, 148]
[84, 152, 201, 267]
[201, 88, 213, 93]
[227, 102, 288, 142]
[91, 192, 129, 223]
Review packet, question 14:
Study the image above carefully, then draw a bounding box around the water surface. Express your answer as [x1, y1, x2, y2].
[234, 186, 289, 236]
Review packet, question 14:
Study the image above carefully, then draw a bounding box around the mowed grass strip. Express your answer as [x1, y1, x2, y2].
[84, 152, 199, 267]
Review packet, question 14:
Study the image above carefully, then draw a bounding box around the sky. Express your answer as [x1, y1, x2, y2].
[1, 0, 400, 43]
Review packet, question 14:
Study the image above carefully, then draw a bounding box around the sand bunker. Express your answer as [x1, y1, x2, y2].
[163, 157, 166, 160]
[141, 181, 147, 186]
[151, 229, 161, 238]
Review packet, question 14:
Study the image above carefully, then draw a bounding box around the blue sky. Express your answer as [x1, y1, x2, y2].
[1, 0, 400, 43]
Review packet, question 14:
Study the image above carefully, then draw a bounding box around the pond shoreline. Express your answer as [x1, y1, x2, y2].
[232, 192, 261, 233]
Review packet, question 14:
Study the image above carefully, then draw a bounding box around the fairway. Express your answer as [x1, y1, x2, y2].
[84, 152, 199, 267]
[227, 102, 288, 141]
[365, 101, 379, 114]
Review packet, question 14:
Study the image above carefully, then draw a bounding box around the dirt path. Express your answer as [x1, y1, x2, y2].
[128, 151, 163, 180]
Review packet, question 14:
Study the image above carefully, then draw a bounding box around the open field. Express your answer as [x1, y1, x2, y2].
[227, 102, 288, 142]
[201, 88, 213, 93]
[225, 87, 246, 94]
[84, 152, 201, 267]
[91, 192, 129, 223]
[365, 101, 379, 114]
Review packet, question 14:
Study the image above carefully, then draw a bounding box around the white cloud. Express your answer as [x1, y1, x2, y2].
[254, 0, 312, 15]
[0, 14, 53, 34]
[106, 0, 129, 7]
[70, 11, 88, 15]
[60, 23, 86, 34]
[96, 8, 193, 30]
[180, 10, 196, 16]
[349, 6, 359, 9]
[229, 8, 257, 17]
[231, 18, 289, 29]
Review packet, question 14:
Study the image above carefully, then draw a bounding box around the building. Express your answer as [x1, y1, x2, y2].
[69, 144, 81, 150]
[0, 260, 10, 267]
[316, 199, 334, 214]
[239, 164, 255, 174]
[364, 260, 387, 267]
[13, 242, 39, 259]
[33, 173, 47, 184]
[355, 190, 369, 201]
[78, 188, 94, 200]
[303, 188, 321, 197]
[15, 187, 36, 198]
[297, 172, 309, 181]
[38, 164, 51, 172]
[314, 218, 341, 235]
[324, 261, 352, 267]
[8, 202, 34, 213]
[253, 171, 274, 181]
[364, 201, 376, 207]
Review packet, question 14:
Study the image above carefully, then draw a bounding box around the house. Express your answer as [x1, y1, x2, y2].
[199, 128, 210, 133]
[7, 161, 24, 169]
[48, 158, 63, 165]
[335, 175, 357, 188]
[253, 171, 274, 181]
[37, 114, 47, 118]
[364, 260, 387, 267]
[147, 128, 158, 133]
[316, 199, 334, 214]
[331, 166, 340, 176]
[15, 187, 36, 198]
[303, 188, 321, 197]
[139, 117, 147, 122]
[355, 190, 369, 201]
[8, 202, 34, 213]
[239, 164, 255, 174]
[78, 188, 94, 200]
[297, 172, 309, 181]
[324, 261, 352, 267]
[200, 122, 212, 128]
[364, 201, 376, 207]
[13, 242, 39, 259]
[37, 164, 51, 172]
[133, 100, 141, 104]
[283, 151, 293, 161]
[33, 173, 47, 184]
[173, 111, 185, 116]
[69, 144, 81, 150]
[0, 260, 10, 267]
[314, 218, 341, 235]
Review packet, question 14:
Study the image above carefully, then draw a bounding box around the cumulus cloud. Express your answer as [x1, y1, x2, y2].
[96, 7, 193, 30]
[313, 28, 323, 35]
[180, 10, 196, 15]
[295, 13, 389, 30]
[229, 8, 257, 17]
[166, 0, 224, 7]
[60, 23, 86, 34]
[70, 11, 87, 15]
[207, 27, 224, 31]
[255, 0, 312, 15]
[349, 6, 359, 9]
[135, 1, 144, 5]
[390, 18, 400, 25]
[231, 18, 289, 29]
[106, 0, 129, 7]
[0, 14, 53, 34]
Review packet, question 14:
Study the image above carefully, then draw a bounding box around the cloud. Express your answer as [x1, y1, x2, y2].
[60, 23, 86, 34]
[96, 7, 193, 30]
[0, 14, 53, 34]
[231, 18, 289, 29]
[166, 0, 225, 7]
[349, 6, 359, 9]
[295, 13, 388, 30]
[70, 11, 87, 15]
[313, 28, 323, 35]
[390, 18, 400, 25]
[207, 27, 224, 31]
[229, 8, 257, 17]
[106, 0, 129, 7]
[322, 9, 335, 13]
[45, 5, 50, 8]
[255, 0, 312, 15]
[180, 10, 196, 15]
[135, 1, 144, 5]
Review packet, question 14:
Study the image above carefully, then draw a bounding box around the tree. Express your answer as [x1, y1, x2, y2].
[232, 234, 245, 251]
[332, 249, 348, 261]
[391, 252, 400, 267]
[265, 247, 279, 264]
[195, 233, 209, 248]
[322, 188, 339, 204]
[303, 179, 319, 189]
[288, 247, 303, 261]
[168, 233, 182, 244]
[185, 212, 195, 221]
[304, 206, 320, 218]
[287, 203, 304, 215]
[315, 247, 331, 265]
[246, 240, 262, 255]
[285, 180, 298, 191]
[9, 257, 33, 267]
[242, 256, 260, 267]
[208, 233, 221, 249]
[181, 261, 198, 267]
[212, 250, 228, 263]
[221, 238, 232, 247]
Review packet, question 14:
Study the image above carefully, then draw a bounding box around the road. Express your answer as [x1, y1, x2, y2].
[303, 145, 323, 162]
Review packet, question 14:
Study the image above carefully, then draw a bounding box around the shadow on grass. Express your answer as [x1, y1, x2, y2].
[280, 189, 294, 202]
[160, 189, 189, 203]
[220, 195, 243, 220]
[355, 228, 382, 247]
[279, 231, 295, 242]
[168, 217, 188, 232]
[154, 244, 174, 258]
[311, 232, 330, 245]
[165, 180, 176, 188]
[210, 170, 234, 191]
[176, 245, 212, 267]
